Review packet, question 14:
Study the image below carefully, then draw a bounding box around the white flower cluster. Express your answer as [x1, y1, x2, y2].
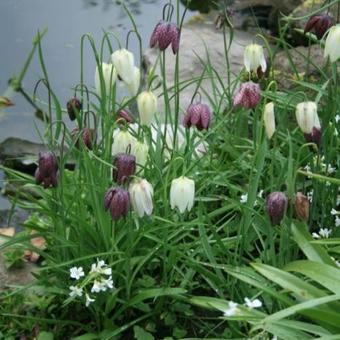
[68, 259, 114, 307]
[312, 228, 332, 239]
[240, 190, 264, 206]
[222, 297, 262, 317]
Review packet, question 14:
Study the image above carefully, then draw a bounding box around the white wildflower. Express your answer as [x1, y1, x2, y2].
[335, 114, 340, 123]
[69, 266, 85, 280]
[244, 297, 262, 309]
[319, 228, 332, 238]
[326, 165, 336, 174]
[337, 195, 340, 206]
[331, 208, 338, 215]
[90, 259, 111, 276]
[223, 301, 238, 317]
[240, 193, 248, 204]
[91, 280, 107, 293]
[102, 276, 114, 289]
[258, 190, 264, 199]
[69, 285, 83, 298]
[307, 190, 313, 203]
[312, 232, 320, 239]
[85, 293, 95, 307]
[335, 216, 340, 227]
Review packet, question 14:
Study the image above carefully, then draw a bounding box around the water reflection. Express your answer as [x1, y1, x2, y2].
[82, 0, 159, 14]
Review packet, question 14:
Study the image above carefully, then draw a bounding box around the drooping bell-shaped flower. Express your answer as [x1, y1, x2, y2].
[266, 192, 288, 225]
[104, 187, 130, 221]
[304, 14, 333, 39]
[183, 103, 212, 131]
[126, 66, 140, 96]
[295, 101, 321, 146]
[35, 151, 59, 189]
[111, 49, 135, 84]
[112, 129, 137, 156]
[116, 109, 134, 124]
[71, 127, 96, 150]
[67, 97, 82, 121]
[294, 192, 309, 222]
[131, 140, 149, 169]
[170, 176, 195, 213]
[244, 43, 267, 74]
[263, 102, 275, 139]
[150, 20, 180, 54]
[112, 153, 136, 184]
[129, 178, 154, 217]
[137, 91, 158, 126]
[324, 24, 340, 62]
[233, 81, 261, 109]
[95, 62, 117, 97]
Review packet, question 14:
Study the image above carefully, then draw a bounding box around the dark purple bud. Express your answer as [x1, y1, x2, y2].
[113, 153, 136, 184]
[304, 14, 333, 39]
[116, 109, 134, 124]
[183, 103, 212, 130]
[66, 97, 82, 121]
[233, 81, 261, 109]
[71, 127, 96, 150]
[104, 187, 130, 221]
[150, 20, 180, 54]
[35, 151, 59, 189]
[304, 127, 322, 147]
[266, 192, 288, 226]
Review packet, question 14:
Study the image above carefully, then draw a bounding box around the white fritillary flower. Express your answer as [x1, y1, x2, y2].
[70, 266, 85, 280]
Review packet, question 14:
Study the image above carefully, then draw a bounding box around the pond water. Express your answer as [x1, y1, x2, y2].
[0, 0, 190, 210]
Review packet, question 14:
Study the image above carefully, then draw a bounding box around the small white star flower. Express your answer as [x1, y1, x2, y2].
[69, 285, 83, 298]
[102, 276, 114, 289]
[69, 267, 85, 280]
[244, 297, 262, 309]
[312, 232, 320, 239]
[331, 208, 338, 215]
[90, 259, 111, 275]
[257, 190, 264, 199]
[91, 280, 107, 293]
[307, 190, 314, 203]
[335, 216, 340, 227]
[240, 193, 248, 204]
[85, 293, 95, 307]
[223, 301, 238, 316]
[319, 228, 332, 238]
[335, 114, 340, 123]
[326, 165, 336, 174]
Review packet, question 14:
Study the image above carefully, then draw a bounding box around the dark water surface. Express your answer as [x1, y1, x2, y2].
[0, 0, 189, 210]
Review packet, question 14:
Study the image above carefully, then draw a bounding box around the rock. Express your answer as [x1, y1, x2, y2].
[143, 18, 256, 117]
[273, 45, 325, 90]
[0, 208, 29, 231]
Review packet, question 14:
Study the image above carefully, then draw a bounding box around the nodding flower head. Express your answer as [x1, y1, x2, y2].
[66, 97, 82, 121]
[266, 191, 288, 226]
[116, 109, 134, 124]
[304, 14, 333, 39]
[35, 151, 59, 189]
[150, 20, 180, 54]
[104, 187, 130, 221]
[233, 81, 261, 109]
[71, 127, 96, 150]
[112, 153, 136, 184]
[183, 103, 212, 131]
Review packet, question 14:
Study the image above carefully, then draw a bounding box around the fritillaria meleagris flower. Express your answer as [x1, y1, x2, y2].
[266, 191, 288, 225]
[94, 62, 117, 97]
[170, 176, 195, 213]
[183, 103, 212, 131]
[129, 178, 154, 217]
[233, 81, 261, 109]
[304, 14, 333, 39]
[111, 49, 135, 84]
[104, 187, 130, 221]
[137, 91, 158, 126]
[324, 24, 340, 62]
[244, 43, 267, 74]
[0, 96, 14, 107]
[294, 192, 309, 222]
[263, 102, 275, 139]
[112, 153, 136, 184]
[150, 20, 180, 54]
[35, 151, 58, 189]
[116, 109, 134, 124]
[66, 97, 82, 121]
[71, 127, 96, 150]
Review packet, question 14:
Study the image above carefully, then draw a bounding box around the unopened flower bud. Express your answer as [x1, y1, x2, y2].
[263, 102, 275, 139]
[113, 153, 136, 184]
[132, 140, 149, 169]
[104, 187, 130, 221]
[66, 97, 82, 121]
[294, 192, 309, 221]
[170, 176, 195, 213]
[233, 81, 261, 109]
[111, 49, 135, 84]
[71, 127, 96, 150]
[150, 20, 180, 54]
[266, 191, 288, 225]
[324, 24, 340, 62]
[137, 91, 158, 126]
[0, 96, 14, 108]
[304, 14, 333, 39]
[244, 43, 267, 74]
[129, 178, 154, 217]
[95, 62, 117, 97]
[116, 109, 134, 124]
[35, 151, 58, 189]
[183, 103, 212, 131]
